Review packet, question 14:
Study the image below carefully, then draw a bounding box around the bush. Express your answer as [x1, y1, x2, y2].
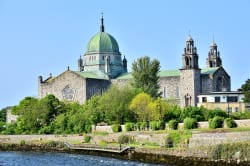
[168, 120, 178, 130]
[224, 118, 237, 128]
[206, 109, 227, 120]
[184, 118, 197, 129]
[135, 122, 146, 131]
[112, 124, 122, 132]
[159, 121, 166, 130]
[20, 140, 25, 146]
[209, 116, 224, 129]
[125, 122, 134, 131]
[150, 121, 160, 131]
[84, 135, 91, 143]
[165, 136, 173, 148]
[165, 130, 191, 148]
[118, 135, 132, 144]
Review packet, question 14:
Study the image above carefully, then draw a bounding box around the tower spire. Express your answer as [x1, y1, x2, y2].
[100, 12, 104, 32]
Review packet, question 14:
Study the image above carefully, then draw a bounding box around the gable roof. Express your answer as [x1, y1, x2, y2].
[116, 67, 220, 80]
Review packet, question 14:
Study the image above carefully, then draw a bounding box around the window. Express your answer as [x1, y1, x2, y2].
[176, 86, 179, 98]
[163, 87, 166, 98]
[202, 97, 207, 103]
[234, 107, 239, 112]
[215, 97, 220, 102]
[227, 96, 238, 102]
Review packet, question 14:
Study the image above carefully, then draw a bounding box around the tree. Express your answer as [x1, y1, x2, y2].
[131, 56, 161, 98]
[242, 79, 250, 103]
[0, 108, 6, 122]
[129, 92, 152, 122]
[99, 85, 138, 124]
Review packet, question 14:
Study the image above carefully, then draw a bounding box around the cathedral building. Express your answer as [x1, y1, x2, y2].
[38, 16, 231, 108]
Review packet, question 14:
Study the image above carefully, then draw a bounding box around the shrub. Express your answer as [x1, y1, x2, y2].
[118, 135, 131, 144]
[165, 136, 173, 148]
[209, 116, 224, 129]
[159, 121, 166, 130]
[165, 130, 191, 148]
[168, 120, 178, 130]
[20, 140, 25, 146]
[125, 122, 134, 131]
[112, 124, 122, 132]
[224, 118, 237, 128]
[206, 109, 227, 120]
[150, 121, 160, 131]
[136, 122, 146, 131]
[84, 135, 91, 143]
[84, 124, 92, 133]
[184, 118, 197, 129]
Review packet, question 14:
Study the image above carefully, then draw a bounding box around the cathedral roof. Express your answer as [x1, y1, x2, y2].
[74, 71, 109, 80]
[116, 67, 220, 80]
[85, 15, 120, 54]
[86, 32, 120, 54]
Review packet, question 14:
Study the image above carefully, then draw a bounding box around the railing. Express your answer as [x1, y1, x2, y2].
[64, 142, 133, 153]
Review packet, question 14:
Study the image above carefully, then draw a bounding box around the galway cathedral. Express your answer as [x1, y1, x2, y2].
[38, 16, 231, 108]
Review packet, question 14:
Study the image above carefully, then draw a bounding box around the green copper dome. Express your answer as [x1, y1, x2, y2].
[86, 32, 120, 54]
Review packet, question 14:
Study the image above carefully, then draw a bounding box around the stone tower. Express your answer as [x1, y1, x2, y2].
[206, 39, 222, 67]
[179, 35, 201, 107]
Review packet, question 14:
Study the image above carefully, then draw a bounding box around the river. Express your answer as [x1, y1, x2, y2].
[0, 151, 166, 166]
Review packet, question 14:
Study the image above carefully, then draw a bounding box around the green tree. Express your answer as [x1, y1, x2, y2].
[129, 92, 152, 122]
[131, 56, 161, 98]
[13, 97, 41, 133]
[84, 95, 103, 125]
[242, 79, 250, 103]
[99, 85, 138, 124]
[0, 108, 7, 122]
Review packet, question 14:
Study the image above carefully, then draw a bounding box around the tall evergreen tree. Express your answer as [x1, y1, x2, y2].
[131, 56, 161, 98]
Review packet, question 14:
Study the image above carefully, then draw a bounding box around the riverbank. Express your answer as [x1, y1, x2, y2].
[1, 133, 250, 166]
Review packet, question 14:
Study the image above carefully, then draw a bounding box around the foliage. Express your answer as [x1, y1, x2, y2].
[112, 124, 122, 132]
[183, 117, 197, 129]
[180, 106, 205, 122]
[205, 109, 228, 120]
[241, 79, 250, 103]
[131, 56, 161, 98]
[0, 108, 7, 122]
[129, 92, 152, 122]
[165, 130, 191, 148]
[84, 135, 91, 143]
[230, 111, 250, 120]
[163, 104, 182, 122]
[168, 119, 178, 130]
[98, 85, 138, 124]
[0, 121, 6, 132]
[209, 116, 224, 129]
[125, 122, 134, 131]
[149, 121, 160, 131]
[224, 118, 237, 128]
[20, 140, 25, 146]
[209, 142, 250, 161]
[118, 135, 132, 144]
[2, 123, 16, 134]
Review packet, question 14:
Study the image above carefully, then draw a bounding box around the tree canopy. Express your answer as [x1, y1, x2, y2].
[131, 56, 161, 98]
[242, 79, 250, 103]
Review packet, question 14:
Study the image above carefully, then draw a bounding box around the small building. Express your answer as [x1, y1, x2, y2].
[197, 91, 247, 112]
[6, 107, 18, 124]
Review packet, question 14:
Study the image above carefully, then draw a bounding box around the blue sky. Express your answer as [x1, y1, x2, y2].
[0, 0, 249, 109]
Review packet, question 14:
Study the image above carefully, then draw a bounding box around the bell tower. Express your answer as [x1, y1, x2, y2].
[179, 35, 201, 107]
[206, 39, 222, 68]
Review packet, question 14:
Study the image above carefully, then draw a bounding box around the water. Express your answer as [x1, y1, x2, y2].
[0, 151, 165, 166]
